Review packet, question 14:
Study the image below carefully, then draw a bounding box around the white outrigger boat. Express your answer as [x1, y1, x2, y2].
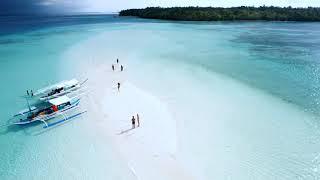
[29, 79, 87, 101]
[13, 95, 84, 128]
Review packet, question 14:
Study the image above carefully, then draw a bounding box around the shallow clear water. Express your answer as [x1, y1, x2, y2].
[1, 15, 320, 179]
[0, 16, 134, 180]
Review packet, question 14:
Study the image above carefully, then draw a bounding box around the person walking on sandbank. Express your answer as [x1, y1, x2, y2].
[117, 58, 119, 64]
[137, 114, 140, 127]
[132, 116, 136, 129]
[117, 82, 120, 92]
[120, 65, 124, 71]
[112, 64, 115, 71]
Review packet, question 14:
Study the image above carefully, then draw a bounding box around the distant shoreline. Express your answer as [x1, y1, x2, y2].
[119, 6, 320, 22]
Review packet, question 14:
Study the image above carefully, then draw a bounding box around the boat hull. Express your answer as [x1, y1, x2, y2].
[13, 98, 81, 126]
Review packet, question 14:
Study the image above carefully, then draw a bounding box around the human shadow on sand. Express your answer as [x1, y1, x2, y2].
[117, 127, 136, 135]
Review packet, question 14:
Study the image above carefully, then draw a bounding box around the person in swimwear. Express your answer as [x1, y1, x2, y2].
[132, 116, 136, 129]
[137, 114, 140, 127]
[117, 82, 120, 92]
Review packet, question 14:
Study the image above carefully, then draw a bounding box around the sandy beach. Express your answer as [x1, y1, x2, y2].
[80, 62, 194, 180]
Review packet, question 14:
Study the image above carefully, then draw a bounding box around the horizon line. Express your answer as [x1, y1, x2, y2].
[1, 5, 320, 16]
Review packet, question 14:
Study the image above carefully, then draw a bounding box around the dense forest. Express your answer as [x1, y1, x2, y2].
[119, 6, 320, 21]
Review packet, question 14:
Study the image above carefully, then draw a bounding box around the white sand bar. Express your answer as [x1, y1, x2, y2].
[82, 63, 194, 180]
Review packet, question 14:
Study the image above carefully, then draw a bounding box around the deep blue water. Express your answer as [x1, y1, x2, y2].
[0, 14, 141, 36]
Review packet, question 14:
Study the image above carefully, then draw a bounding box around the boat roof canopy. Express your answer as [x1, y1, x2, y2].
[35, 79, 79, 95]
[49, 96, 71, 106]
[57, 79, 78, 88]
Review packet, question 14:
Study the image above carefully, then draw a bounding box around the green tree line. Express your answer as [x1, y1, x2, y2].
[119, 6, 320, 21]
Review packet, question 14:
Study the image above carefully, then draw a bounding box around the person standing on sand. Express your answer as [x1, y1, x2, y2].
[117, 82, 120, 92]
[132, 116, 136, 129]
[120, 65, 123, 71]
[112, 64, 115, 71]
[117, 58, 119, 64]
[137, 114, 140, 127]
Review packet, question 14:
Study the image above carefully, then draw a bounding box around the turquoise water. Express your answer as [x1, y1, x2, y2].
[0, 17, 135, 179]
[1, 15, 320, 179]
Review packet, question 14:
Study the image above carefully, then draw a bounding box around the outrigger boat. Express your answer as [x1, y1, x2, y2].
[13, 95, 83, 128]
[29, 79, 87, 101]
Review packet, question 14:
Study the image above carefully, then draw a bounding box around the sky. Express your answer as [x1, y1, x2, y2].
[1, 0, 320, 14]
